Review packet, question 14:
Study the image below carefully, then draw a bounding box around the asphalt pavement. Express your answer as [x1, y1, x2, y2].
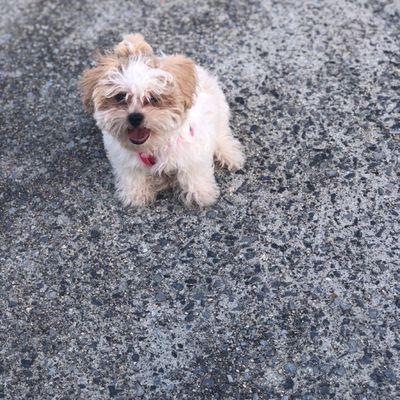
[0, 0, 399, 399]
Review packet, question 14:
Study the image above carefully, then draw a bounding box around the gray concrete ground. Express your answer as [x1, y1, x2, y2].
[1, 0, 399, 399]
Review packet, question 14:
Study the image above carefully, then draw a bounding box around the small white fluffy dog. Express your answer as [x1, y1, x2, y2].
[81, 34, 245, 207]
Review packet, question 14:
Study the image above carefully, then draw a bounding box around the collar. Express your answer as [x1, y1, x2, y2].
[139, 152, 156, 166]
[137, 125, 194, 167]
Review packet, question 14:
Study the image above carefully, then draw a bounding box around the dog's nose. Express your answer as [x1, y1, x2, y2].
[128, 113, 144, 127]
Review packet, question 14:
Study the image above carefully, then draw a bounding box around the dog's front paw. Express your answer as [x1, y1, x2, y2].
[215, 138, 245, 171]
[182, 184, 220, 208]
[225, 147, 245, 172]
[117, 187, 156, 207]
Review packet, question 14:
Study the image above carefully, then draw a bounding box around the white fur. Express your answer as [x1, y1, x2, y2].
[100, 64, 245, 207]
[101, 57, 173, 102]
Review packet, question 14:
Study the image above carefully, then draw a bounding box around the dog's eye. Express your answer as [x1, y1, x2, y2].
[149, 96, 159, 104]
[114, 93, 127, 103]
[145, 96, 159, 106]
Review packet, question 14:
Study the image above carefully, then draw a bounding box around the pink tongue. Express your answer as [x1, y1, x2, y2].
[127, 128, 150, 142]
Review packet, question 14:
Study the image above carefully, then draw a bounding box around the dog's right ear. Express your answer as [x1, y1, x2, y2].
[114, 33, 153, 57]
[80, 52, 119, 112]
[81, 66, 103, 112]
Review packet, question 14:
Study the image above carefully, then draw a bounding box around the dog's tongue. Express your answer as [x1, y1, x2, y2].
[127, 128, 151, 144]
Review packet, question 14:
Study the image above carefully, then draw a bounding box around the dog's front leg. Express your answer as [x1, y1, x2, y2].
[177, 161, 220, 207]
[114, 168, 156, 207]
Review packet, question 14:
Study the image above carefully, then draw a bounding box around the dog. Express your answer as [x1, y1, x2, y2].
[81, 34, 245, 207]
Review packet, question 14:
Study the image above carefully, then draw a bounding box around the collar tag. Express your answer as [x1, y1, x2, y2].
[139, 153, 156, 166]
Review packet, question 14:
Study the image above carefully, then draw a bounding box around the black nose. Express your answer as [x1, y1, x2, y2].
[128, 113, 144, 127]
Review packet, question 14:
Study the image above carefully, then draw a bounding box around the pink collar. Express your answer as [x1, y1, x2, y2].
[138, 126, 194, 167]
[139, 153, 156, 166]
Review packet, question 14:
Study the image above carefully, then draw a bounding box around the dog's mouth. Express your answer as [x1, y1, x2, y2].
[127, 128, 151, 145]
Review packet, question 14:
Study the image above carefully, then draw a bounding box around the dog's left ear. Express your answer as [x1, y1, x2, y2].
[158, 55, 197, 109]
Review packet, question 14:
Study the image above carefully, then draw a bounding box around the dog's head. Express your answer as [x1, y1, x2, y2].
[81, 34, 197, 149]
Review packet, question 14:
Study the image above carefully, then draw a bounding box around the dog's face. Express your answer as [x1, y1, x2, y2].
[81, 34, 197, 150]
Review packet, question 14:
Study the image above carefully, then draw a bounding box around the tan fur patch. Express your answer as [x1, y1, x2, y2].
[80, 53, 122, 112]
[158, 55, 197, 110]
[114, 33, 153, 58]
[81, 67, 105, 112]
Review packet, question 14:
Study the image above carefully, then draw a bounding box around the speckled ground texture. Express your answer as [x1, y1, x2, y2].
[1, 0, 399, 399]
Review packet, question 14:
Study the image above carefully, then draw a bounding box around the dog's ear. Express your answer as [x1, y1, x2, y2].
[114, 33, 153, 57]
[81, 53, 120, 112]
[81, 66, 104, 112]
[158, 55, 197, 109]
